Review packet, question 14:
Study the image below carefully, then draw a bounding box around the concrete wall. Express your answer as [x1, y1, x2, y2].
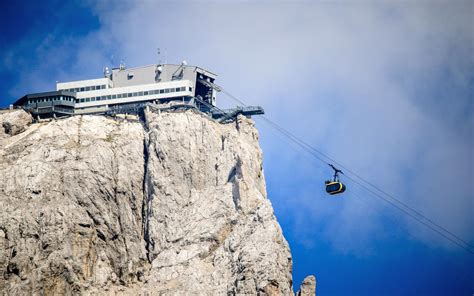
[110, 64, 202, 88]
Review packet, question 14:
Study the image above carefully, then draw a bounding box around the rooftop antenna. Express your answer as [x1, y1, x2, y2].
[119, 60, 126, 70]
[157, 48, 162, 65]
[110, 54, 114, 67]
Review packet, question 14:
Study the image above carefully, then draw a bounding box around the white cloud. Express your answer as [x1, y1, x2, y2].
[5, 0, 473, 253]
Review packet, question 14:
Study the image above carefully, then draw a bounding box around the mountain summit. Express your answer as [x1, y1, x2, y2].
[0, 109, 315, 295]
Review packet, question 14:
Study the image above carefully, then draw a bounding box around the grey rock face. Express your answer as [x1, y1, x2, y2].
[140, 110, 293, 295]
[0, 114, 147, 295]
[0, 109, 315, 295]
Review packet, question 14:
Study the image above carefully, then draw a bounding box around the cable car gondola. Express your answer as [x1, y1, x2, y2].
[325, 164, 346, 195]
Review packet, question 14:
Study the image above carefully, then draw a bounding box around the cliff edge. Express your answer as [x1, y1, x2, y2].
[0, 109, 315, 295]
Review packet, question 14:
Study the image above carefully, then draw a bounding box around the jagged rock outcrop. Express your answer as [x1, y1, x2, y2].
[296, 276, 316, 296]
[0, 109, 315, 295]
[0, 109, 32, 139]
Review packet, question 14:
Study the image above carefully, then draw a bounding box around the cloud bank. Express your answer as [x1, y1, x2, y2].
[2, 1, 473, 254]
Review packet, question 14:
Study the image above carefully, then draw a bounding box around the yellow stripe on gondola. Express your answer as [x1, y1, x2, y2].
[326, 182, 343, 194]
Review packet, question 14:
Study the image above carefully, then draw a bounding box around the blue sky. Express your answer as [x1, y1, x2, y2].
[1, 1, 473, 295]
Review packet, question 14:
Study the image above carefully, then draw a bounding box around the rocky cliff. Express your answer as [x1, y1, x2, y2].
[0, 109, 315, 295]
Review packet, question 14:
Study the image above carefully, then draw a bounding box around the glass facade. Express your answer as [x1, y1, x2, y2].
[62, 84, 107, 93]
[28, 96, 75, 104]
[77, 86, 187, 103]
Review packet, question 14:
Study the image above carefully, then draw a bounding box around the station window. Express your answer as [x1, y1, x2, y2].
[133, 92, 138, 97]
[85, 87, 90, 91]
[127, 93, 132, 97]
[91, 97, 96, 102]
[96, 96, 100, 101]
[101, 85, 106, 89]
[144, 91, 148, 95]
[175, 87, 180, 92]
[158, 89, 163, 94]
[189, 87, 192, 92]
[80, 87, 84, 92]
[85, 98, 90, 102]
[138, 91, 143, 96]
[112, 95, 116, 99]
